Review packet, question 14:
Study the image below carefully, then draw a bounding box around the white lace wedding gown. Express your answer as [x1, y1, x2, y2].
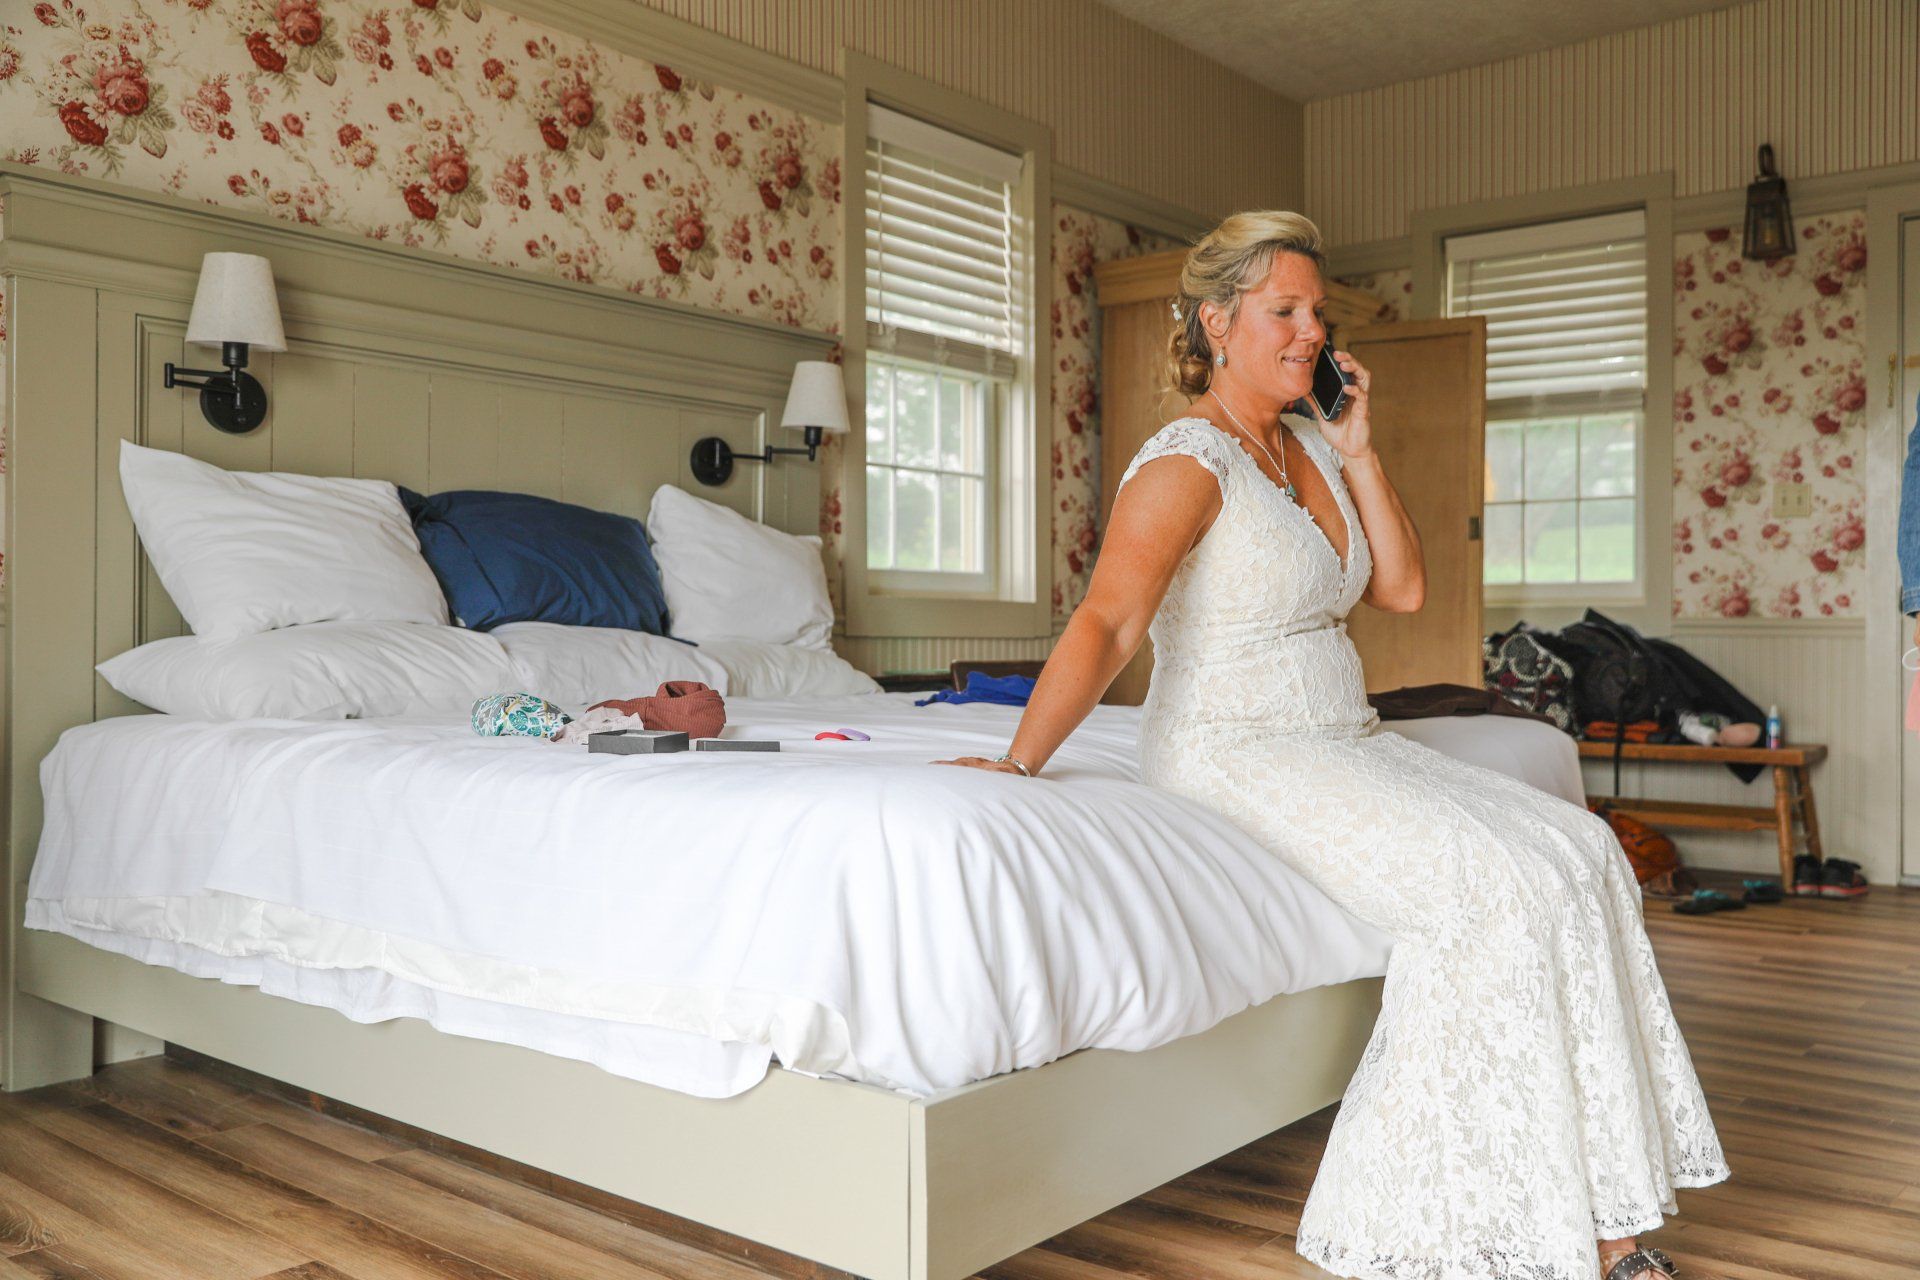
[1121, 418, 1729, 1280]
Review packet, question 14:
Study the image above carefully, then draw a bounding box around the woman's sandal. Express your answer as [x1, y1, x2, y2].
[1602, 1245, 1679, 1280]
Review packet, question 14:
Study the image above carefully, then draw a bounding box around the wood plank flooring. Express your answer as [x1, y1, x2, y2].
[1, 879, 1914, 1279]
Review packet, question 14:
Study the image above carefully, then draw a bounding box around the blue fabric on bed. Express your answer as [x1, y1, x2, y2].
[400, 488, 671, 634]
[914, 672, 1037, 707]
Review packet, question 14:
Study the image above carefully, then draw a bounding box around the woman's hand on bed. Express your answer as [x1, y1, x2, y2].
[933, 756, 1033, 775]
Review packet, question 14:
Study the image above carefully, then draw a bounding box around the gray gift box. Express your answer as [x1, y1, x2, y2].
[589, 729, 690, 755]
[693, 738, 780, 752]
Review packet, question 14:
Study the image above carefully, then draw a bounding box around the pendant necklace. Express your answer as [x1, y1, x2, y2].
[1213, 391, 1297, 502]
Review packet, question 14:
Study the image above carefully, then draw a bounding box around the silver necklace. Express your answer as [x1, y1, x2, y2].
[1212, 391, 1297, 502]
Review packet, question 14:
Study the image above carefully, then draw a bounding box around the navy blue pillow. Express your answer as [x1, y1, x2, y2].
[399, 488, 670, 634]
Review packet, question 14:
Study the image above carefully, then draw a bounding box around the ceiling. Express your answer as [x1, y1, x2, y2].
[1091, 0, 1750, 100]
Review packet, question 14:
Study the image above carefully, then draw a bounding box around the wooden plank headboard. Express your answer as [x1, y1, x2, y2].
[0, 164, 834, 1085]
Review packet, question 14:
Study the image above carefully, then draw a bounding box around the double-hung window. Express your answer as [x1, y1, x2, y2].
[862, 104, 1024, 597]
[1446, 210, 1648, 597]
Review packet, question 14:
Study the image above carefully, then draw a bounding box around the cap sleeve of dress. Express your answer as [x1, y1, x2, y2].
[1118, 418, 1235, 495]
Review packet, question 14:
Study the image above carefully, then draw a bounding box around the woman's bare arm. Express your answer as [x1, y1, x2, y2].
[1345, 451, 1425, 613]
[1316, 350, 1424, 613]
[936, 456, 1221, 775]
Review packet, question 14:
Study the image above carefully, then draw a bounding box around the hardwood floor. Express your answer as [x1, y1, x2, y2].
[2, 881, 1914, 1279]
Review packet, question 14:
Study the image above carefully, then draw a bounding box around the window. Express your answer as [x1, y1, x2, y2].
[864, 360, 991, 584]
[1446, 211, 1647, 595]
[862, 103, 1023, 597]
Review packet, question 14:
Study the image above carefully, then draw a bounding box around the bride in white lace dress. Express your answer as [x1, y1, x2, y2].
[940, 212, 1728, 1280]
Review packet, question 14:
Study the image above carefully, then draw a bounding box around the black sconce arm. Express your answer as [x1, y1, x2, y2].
[690, 425, 828, 487]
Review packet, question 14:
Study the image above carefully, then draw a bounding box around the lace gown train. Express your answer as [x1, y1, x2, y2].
[1121, 419, 1728, 1280]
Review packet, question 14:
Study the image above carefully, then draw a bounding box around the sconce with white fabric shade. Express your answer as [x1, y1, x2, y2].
[164, 252, 286, 434]
[780, 360, 851, 437]
[692, 360, 849, 486]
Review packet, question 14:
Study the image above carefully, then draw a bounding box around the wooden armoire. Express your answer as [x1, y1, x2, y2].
[1090, 248, 1488, 705]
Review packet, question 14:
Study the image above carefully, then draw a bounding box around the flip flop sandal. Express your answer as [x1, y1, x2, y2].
[1603, 1245, 1679, 1280]
[1741, 878, 1784, 904]
[1672, 889, 1746, 915]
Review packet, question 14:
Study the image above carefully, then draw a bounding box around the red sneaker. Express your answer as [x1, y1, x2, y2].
[1818, 858, 1869, 898]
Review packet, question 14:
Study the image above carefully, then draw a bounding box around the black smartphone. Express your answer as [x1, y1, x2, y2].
[1295, 345, 1355, 421]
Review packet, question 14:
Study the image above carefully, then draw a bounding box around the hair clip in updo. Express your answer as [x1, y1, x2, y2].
[1169, 300, 1183, 322]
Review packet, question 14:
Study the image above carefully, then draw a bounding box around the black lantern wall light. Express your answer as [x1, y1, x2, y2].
[163, 252, 286, 434]
[1741, 143, 1795, 262]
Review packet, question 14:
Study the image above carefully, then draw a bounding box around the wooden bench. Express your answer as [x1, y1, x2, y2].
[1578, 740, 1827, 885]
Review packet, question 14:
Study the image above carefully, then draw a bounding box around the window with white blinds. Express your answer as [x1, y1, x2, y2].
[1446, 210, 1647, 405]
[862, 104, 1028, 594]
[864, 104, 1022, 358]
[1446, 210, 1648, 595]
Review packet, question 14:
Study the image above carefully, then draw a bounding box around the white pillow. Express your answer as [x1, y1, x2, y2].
[694, 639, 881, 699]
[97, 622, 513, 720]
[119, 441, 448, 639]
[492, 621, 730, 708]
[647, 485, 833, 650]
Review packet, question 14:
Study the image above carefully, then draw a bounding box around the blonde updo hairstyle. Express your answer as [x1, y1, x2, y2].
[1168, 210, 1327, 398]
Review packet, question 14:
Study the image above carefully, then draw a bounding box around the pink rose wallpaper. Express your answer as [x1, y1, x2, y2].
[1, 0, 840, 329]
[1335, 268, 1411, 325]
[1049, 207, 1182, 620]
[1672, 212, 1868, 619]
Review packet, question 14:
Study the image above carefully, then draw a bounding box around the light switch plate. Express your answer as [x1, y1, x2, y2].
[1772, 481, 1812, 518]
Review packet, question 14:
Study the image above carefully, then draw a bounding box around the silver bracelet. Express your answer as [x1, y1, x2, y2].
[994, 752, 1034, 777]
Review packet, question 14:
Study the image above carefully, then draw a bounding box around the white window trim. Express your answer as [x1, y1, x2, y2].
[1410, 174, 1676, 634]
[840, 51, 1052, 639]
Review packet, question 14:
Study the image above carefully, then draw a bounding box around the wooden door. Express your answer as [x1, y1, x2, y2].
[1340, 316, 1487, 691]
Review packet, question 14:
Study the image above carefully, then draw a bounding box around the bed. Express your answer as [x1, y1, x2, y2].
[25, 694, 1582, 1103]
[1, 165, 1590, 1280]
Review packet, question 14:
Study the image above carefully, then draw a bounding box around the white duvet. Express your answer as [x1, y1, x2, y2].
[26, 694, 1583, 1098]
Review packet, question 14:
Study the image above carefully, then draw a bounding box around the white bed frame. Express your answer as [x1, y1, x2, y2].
[0, 165, 1382, 1280]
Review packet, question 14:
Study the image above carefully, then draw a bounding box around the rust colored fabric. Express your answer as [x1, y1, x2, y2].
[1582, 719, 1663, 744]
[589, 680, 726, 740]
[1590, 803, 1682, 886]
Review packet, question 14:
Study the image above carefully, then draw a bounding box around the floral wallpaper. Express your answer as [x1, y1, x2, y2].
[1336, 267, 1411, 325]
[1, 0, 841, 329]
[1341, 238, 1873, 624]
[0, 0, 1188, 628]
[1049, 207, 1182, 619]
[1672, 212, 1868, 619]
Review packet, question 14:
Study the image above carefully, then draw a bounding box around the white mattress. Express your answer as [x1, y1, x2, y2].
[25, 694, 1583, 1099]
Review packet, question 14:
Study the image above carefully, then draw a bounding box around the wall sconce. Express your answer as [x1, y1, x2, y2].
[162, 252, 286, 434]
[1741, 143, 1795, 262]
[691, 360, 850, 486]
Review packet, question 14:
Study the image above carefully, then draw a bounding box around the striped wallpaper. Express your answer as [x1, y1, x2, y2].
[631, 0, 1305, 219]
[1304, 0, 1920, 246]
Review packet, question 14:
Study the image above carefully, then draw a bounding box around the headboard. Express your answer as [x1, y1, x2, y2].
[0, 164, 833, 1081]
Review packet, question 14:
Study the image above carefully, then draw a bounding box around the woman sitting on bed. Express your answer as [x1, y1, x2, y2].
[939, 211, 1726, 1280]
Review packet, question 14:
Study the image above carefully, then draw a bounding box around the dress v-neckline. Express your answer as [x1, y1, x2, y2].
[1187, 416, 1354, 577]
